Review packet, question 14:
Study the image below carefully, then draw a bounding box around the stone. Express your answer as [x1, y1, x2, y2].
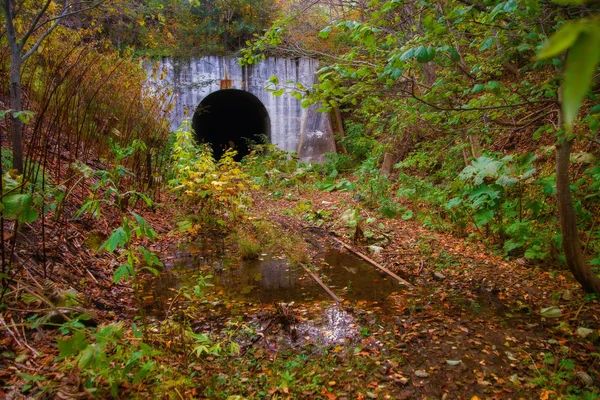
[414, 370, 429, 378]
[575, 327, 594, 339]
[433, 271, 446, 281]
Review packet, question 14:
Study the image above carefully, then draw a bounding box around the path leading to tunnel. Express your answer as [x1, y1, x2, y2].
[144, 187, 600, 399]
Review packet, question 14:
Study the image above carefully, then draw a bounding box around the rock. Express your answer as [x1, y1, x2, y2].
[367, 245, 383, 254]
[561, 290, 573, 301]
[576, 327, 594, 339]
[516, 258, 531, 267]
[414, 370, 429, 378]
[380, 152, 397, 176]
[576, 371, 593, 387]
[433, 272, 446, 281]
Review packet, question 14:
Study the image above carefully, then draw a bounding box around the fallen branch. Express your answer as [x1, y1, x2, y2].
[299, 263, 342, 304]
[330, 236, 415, 290]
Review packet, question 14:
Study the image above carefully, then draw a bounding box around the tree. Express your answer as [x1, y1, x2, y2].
[2, 0, 105, 173]
[244, 0, 600, 294]
[538, 16, 600, 293]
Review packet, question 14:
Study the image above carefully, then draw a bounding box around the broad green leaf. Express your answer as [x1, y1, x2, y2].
[99, 227, 127, 252]
[58, 331, 89, 358]
[479, 38, 494, 52]
[2, 193, 38, 223]
[400, 48, 415, 61]
[540, 306, 562, 318]
[415, 46, 435, 63]
[537, 23, 584, 59]
[113, 263, 133, 283]
[12, 110, 35, 124]
[319, 26, 331, 39]
[138, 246, 163, 268]
[563, 28, 600, 131]
[471, 84, 485, 94]
[474, 209, 494, 226]
[0, 109, 13, 118]
[445, 197, 462, 209]
[132, 212, 158, 240]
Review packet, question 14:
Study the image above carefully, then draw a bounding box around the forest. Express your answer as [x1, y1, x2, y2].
[1, 0, 600, 398]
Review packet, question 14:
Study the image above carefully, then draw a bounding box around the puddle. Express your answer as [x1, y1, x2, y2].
[314, 250, 404, 303]
[143, 244, 406, 346]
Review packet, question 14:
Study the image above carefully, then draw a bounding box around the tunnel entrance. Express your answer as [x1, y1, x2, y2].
[192, 89, 271, 160]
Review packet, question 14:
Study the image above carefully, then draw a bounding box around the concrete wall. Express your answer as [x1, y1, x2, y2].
[147, 57, 336, 162]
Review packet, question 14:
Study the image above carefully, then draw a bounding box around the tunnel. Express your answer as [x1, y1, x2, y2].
[192, 89, 271, 160]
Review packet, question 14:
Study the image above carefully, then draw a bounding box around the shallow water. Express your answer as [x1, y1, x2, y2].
[143, 243, 406, 346]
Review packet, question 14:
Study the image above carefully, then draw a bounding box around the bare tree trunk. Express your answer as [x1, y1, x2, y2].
[469, 133, 481, 158]
[555, 138, 600, 293]
[4, 0, 24, 173]
[9, 53, 24, 173]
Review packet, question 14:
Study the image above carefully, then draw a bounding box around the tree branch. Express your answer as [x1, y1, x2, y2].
[30, 0, 107, 35]
[19, 0, 53, 51]
[21, 0, 107, 61]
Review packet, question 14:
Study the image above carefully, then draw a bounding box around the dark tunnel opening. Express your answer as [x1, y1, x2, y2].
[192, 89, 271, 160]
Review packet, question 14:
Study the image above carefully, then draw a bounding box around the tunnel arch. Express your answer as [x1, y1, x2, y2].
[192, 89, 271, 160]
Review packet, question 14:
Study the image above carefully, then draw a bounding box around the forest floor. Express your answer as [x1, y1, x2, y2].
[1, 182, 600, 399]
[177, 187, 599, 400]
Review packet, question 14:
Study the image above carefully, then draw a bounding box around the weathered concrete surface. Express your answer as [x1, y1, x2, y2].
[147, 56, 336, 162]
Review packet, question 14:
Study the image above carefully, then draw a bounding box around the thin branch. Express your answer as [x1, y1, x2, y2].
[21, 0, 107, 61]
[31, 0, 107, 32]
[18, 0, 53, 51]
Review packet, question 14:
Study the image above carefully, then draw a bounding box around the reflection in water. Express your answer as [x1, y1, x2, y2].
[144, 245, 405, 345]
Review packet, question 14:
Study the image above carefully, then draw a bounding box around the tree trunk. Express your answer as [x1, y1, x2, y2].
[4, 0, 24, 173]
[556, 138, 600, 293]
[9, 53, 24, 174]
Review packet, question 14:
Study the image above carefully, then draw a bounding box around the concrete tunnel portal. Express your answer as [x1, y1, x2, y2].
[192, 89, 271, 160]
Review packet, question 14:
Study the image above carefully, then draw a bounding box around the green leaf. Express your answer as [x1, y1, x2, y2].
[540, 306, 562, 318]
[563, 28, 600, 131]
[319, 26, 332, 39]
[400, 48, 415, 61]
[99, 227, 127, 252]
[537, 23, 583, 59]
[2, 193, 38, 223]
[401, 210, 413, 220]
[474, 209, 494, 226]
[12, 110, 35, 124]
[479, 38, 494, 52]
[113, 263, 133, 283]
[0, 109, 13, 118]
[415, 46, 435, 63]
[471, 84, 485, 94]
[138, 246, 163, 268]
[445, 197, 462, 209]
[132, 212, 158, 240]
[77, 345, 96, 368]
[58, 331, 89, 358]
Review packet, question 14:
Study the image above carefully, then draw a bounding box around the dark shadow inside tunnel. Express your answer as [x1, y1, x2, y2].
[192, 89, 271, 160]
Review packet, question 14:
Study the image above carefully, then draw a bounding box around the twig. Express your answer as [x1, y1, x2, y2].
[299, 263, 342, 304]
[330, 236, 415, 289]
[573, 302, 585, 320]
[1, 315, 40, 357]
